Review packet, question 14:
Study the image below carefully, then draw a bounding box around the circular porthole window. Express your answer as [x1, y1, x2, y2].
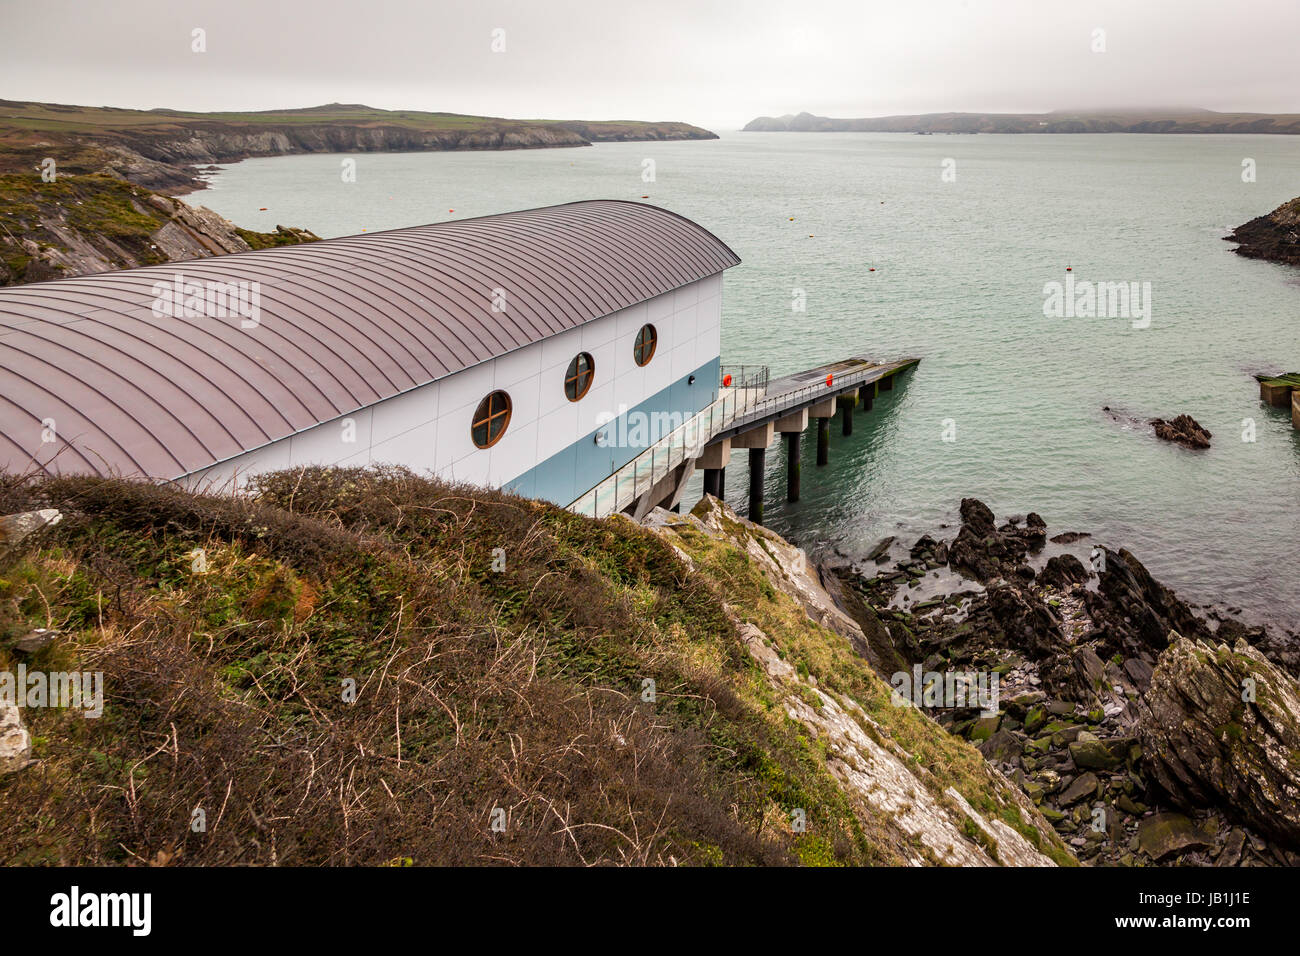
[633, 324, 657, 367]
[471, 390, 512, 448]
[564, 352, 595, 402]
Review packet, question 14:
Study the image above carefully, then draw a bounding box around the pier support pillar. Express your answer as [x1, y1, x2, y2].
[880, 373, 894, 391]
[697, 439, 731, 502]
[809, 397, 835, 467]
[748, 447, 766, 525]
[859, 381, 876, 412]
[697, 438, 731, 470]
[839, 395, 855, 436]
[732, 422, 775, 450]
[784, 432, 801, 502]
[1260, 380, 1294, 408]
[702, 468, 722, 499]
[775, 410, 807, 504]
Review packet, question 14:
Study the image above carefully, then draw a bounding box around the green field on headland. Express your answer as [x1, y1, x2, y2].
[0, 99, 717, 193]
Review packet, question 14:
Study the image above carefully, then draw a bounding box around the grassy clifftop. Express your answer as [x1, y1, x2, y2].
[0, 100, 718, 194]
[0, 172, 317, 285]
[0, 468, 1069, 866]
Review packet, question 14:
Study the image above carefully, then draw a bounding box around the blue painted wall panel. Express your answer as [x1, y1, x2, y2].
[507, 357, 720, 506]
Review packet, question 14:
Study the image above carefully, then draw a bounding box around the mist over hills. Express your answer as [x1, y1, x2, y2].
[743, 109, 1300, 134]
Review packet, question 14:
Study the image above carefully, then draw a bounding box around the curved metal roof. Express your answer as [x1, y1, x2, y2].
[0, 199, 740, 479]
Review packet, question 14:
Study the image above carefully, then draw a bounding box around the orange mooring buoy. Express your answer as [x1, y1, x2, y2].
[869, 267, 876, 272]
[258, 207, 267, 211]
[1066, 266, 1072, 272]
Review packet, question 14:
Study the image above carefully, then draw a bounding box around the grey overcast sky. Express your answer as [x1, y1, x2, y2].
[3, 0, 1299, 131]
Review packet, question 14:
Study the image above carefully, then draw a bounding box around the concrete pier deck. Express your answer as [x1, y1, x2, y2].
[568, 355, 919, 520]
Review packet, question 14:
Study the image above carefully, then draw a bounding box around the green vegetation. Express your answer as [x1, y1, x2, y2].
[0, 99, 714, 138]
[1255, 372, 1300, 388]
[0, 470, 867, 864]
[0, 171, 316, 284]
[0, 468, 1068, 866]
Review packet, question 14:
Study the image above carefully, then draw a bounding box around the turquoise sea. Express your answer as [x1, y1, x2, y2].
[195, 133, 1300, 629]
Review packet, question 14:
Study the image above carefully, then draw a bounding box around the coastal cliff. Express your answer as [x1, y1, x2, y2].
[744, 109, 1300, 135]
[4, 471, 1296, 866]
[0, 100, 718, 195]
[0, 99, 716, 283]
[0, 172, 318, 285]
[0, 468, 1069, 866]
[1225, 196, 1300, 267]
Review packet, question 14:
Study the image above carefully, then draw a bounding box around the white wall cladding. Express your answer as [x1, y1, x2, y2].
[187, 274, 724, 494]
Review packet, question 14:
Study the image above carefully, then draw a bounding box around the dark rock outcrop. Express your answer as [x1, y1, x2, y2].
[948, 499, 1045, 582]
[1139, 634, 1300, 848]
[1085, 547, 1211, 660]
[834, 497, 1300, 866]
[1225, 196, 1300, 268]
[1040, 553, 1089, 589]
[1150, 414, 1212, 449]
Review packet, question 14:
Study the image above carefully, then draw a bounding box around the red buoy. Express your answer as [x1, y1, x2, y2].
[722, 373, 733, 387]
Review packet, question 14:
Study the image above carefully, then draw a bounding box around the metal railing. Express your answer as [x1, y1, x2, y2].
[719, 364, 770, 391]
[567, 358, 915, 519]
[722, 360, 905, 437]
[569, 385, 765, 518]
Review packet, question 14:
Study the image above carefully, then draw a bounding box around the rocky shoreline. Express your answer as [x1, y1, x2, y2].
[1225, 195, 1300, 268]
[820, 498, 1300, 866]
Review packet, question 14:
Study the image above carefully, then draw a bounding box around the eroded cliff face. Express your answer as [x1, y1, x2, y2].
[643, 497, 1073, 866]
[0, 173, 317, 285]
[109, 123, 592, 190]
[0, 100, 719, 195]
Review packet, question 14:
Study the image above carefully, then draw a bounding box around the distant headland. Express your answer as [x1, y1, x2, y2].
[0, 99, 717, 194]
[743, 108, 1300, 134]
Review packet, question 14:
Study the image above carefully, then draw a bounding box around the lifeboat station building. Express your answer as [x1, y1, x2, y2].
[0, 200, 916, 523]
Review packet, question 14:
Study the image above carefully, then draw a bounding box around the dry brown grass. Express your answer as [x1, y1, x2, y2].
[1, 468, 873, 866]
